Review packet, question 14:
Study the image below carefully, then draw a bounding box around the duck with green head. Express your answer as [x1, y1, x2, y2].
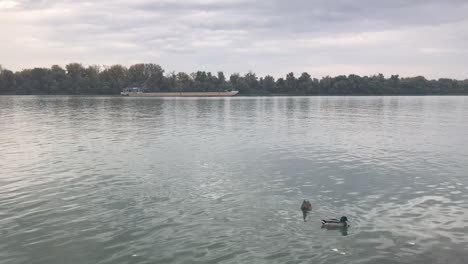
[321, 216, 349, 229]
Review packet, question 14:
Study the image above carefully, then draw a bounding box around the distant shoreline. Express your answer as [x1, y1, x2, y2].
[1, 63, 467, 96]
[1, 93, 467, 97]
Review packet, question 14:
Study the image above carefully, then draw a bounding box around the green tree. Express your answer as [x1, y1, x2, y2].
[230, 73, 249, 93]
[49, 65, 67, 93]
[144, 64, 164, 92]
[244, 71, 258, 92]
[163, 71, 177, 92]
[285, 72, 297, 92]
[0, 68, 16, 94]
[276, 78, 286, 93]
[176, 72, 192, 92]
[128, 64, 146, 87]
[297, 72, 313, 94]
[84, 65, 102, 94]
[101, 65, 128, 94]
[262, 75, 276, 93]
[1, 62, 467, 95]
[30, 68, 52, 94]
[65, 63, 86, 94]
[319, 76, 332, 94]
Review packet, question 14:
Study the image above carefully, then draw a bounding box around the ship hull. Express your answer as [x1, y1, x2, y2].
[121, 91, 239, 97]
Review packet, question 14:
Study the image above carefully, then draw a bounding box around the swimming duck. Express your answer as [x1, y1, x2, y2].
[321, 216, 349, 228]
[300, 200, 313, 222]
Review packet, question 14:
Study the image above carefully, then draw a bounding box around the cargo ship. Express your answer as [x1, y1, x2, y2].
[121, 87, 239, 97]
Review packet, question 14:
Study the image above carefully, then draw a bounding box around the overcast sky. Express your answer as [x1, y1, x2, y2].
[1, 0, 467, 79]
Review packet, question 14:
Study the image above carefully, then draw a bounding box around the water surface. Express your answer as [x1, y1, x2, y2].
[1, 96, 468, 264]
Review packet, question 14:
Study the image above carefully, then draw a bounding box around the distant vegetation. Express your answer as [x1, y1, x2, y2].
[1, 63, 467, 95]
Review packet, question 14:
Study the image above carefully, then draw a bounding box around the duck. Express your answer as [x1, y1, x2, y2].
[301, 200, 312, 211]
[321, 216, 349, 228]
[300, 200, 312, 222]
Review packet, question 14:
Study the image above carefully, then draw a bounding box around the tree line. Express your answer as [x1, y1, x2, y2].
[1, 63, 467, 95]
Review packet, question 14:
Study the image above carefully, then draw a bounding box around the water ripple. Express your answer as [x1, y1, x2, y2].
[0, 96, 467, 264]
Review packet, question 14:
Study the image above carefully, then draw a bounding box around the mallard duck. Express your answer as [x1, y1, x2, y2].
[300, 200, 312, 222]
[321, 216, 349, 228]
[301, 200, 312, 211]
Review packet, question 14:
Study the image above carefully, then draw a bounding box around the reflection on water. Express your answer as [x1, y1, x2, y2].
[1, 96, 468, 264]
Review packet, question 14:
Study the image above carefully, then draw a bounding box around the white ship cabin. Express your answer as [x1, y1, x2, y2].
[121, 87, 144, 96]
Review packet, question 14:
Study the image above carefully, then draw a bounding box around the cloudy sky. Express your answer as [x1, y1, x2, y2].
[1, 0, 467, 79]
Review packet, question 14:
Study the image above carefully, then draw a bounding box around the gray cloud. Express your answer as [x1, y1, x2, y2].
[1, 0, 467, 79]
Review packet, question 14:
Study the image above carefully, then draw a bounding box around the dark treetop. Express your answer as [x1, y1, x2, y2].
[1, 63, 467, 95]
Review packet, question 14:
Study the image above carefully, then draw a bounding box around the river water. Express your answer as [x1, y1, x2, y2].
[1, 96, 467, 264]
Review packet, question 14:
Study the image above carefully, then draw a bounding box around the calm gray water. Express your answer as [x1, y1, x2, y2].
[1, 96, 468, 264]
